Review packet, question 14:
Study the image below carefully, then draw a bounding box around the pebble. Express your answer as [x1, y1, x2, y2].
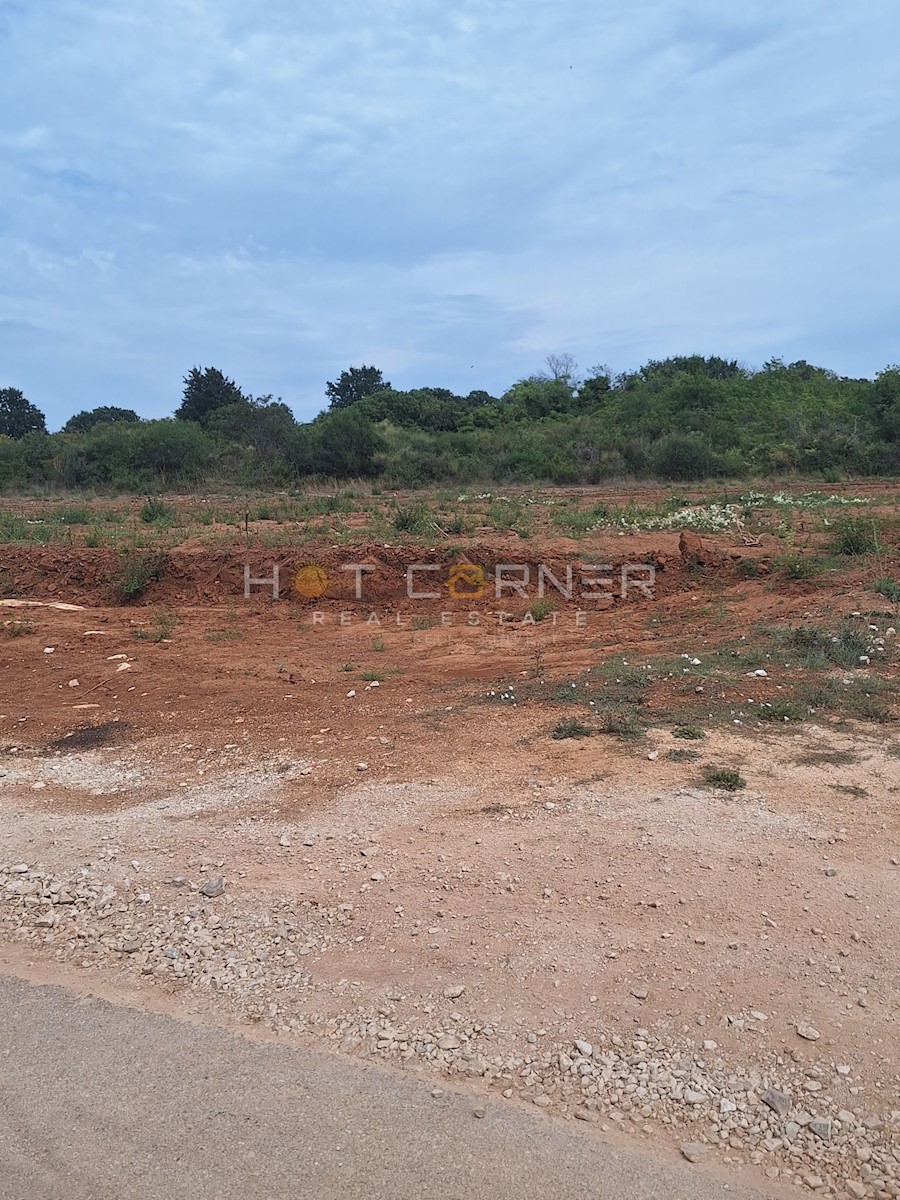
[199, 876, 226, 899]
[796, 1022, 821, 1041]
[443, 985, 466, 1000]
[761, 1089, 792, 1117]
[681, 1142, 709, 1163]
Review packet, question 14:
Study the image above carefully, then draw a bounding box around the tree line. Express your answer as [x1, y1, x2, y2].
[2, 354, 900, 491]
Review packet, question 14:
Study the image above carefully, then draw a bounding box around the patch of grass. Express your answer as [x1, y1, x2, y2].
[134, 610, 178, 643]
[594, 703, 645, 741]
[781, 624, 871, 670]
[53, 505, 91, 525]
[139, 498, 176, 525]
[0, 513, 30, 542]
[754, 698, 807, 723]
[372, 636, 386, 652]
[339, 661, 357, 672]
[551, 717, 593, 740]
[2, 618, 35, 637]
[412, 615, 436, 630]
[702, 766, 746, 791]
[827, 514, 882, 556]
[360, 669, 383, 682]
[112, 548, 166, 602]
[796, 749, 859, 767]
[667, 747, 700, 762]
[393, 504, 432, 536]
[528, 598, 556, 622]
[673, 724, 705, 739]
[443, 514, 468, 535]
[874, 578, 900, 603]
[205, 628, 243, 642]
[831, 783, 868, 798]
[774, 553, 830, 581]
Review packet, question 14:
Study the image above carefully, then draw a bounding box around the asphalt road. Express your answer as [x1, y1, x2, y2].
[0, 972, 774, 1200]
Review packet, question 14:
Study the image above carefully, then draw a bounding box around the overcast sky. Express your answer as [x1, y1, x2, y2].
[1, 0, 898, 428]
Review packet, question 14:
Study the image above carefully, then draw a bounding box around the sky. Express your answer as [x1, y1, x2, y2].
[1, 0, 899, 429]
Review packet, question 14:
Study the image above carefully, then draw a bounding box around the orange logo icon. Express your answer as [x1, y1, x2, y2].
[294, 564, 328, 599]
[448, 563, 485, 598]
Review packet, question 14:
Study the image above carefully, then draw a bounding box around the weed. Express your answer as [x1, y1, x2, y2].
[372, 636, 386, 652]
[827, 514, 881, 556]
[673, 725, 705, 740]
[206, 629, 243, 642]
[528, 598, 556, 622]
[874, 578, 900, 603]
[552, 717, 593, 740]
[54, 505, 91, 525]
[113, 548, 166, 601]
[667, 747, 700, 762]
[774, 553, 830, 581]
[795, 749, 859, 767]
[393, 504, 432, 536]
[412, 615, 436, 630]
[702, 767, 746, 791]
[134, 610, 178, 643]
[2, 618, 34, 637]
[754, 698, 806, 723]
[831, 783, 868, 798]
[360, 669, 383, 682]
[140, 498, 176, 525]
[339, 661, 357, 672]
[594, 703, 644, 741]
[781, 624, 871, 670]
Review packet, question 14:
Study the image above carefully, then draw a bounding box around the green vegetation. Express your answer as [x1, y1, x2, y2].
[874, 578, 900, 603]
[703, 767, 747, 791]
[113, 548, 166, 601]
[551, 717, 593, 740]
[4, 355, 900, 491]
[827, 514, 882, 556]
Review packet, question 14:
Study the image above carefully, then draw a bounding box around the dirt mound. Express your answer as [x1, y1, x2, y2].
[0, 536, 755, 609]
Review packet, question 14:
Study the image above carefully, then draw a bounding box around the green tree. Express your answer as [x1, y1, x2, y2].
[312, 409, 383, 476]
[0, 387, 46, 438]
[63, 406, 140, 434]
[176, 367, 246, 423]
[326, 365, 391, 410]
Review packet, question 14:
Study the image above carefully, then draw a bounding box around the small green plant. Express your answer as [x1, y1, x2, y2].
[393, 504, 432, 536]
[360, 669, 383, 682]
[874, 578, 900, 603]
[774, 553, 829, 581]
[673, 725, 705, 740]
[827, 514, 881, 556]
[113, 548, 166, 601]
[595, 704, 644, 741]
[667, 747, 700, 762]
[528, 598, 556, 622]
[54, 505, 91, 525]
[2, 618, 34, 637]
[134, 610, 178, 643]
[372, 636, 386, 652]
[206, 628, 243, 642]
[551, 717, 593, 740]
[702, 766, 746, 791]
[444, 514, 467, 535]
[339, 661, 357, 672]
[139, 498, 176, 525]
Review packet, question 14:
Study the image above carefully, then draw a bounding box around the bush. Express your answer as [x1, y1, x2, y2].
[113, 548, 166, 602]
[651, 434, 718, 481]
[828, 515, 881, 556]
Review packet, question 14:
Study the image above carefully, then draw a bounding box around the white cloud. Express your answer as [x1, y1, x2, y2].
[0, 0, 898, 425]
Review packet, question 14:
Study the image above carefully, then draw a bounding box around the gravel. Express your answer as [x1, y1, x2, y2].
[2, 858, 898, 1198]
